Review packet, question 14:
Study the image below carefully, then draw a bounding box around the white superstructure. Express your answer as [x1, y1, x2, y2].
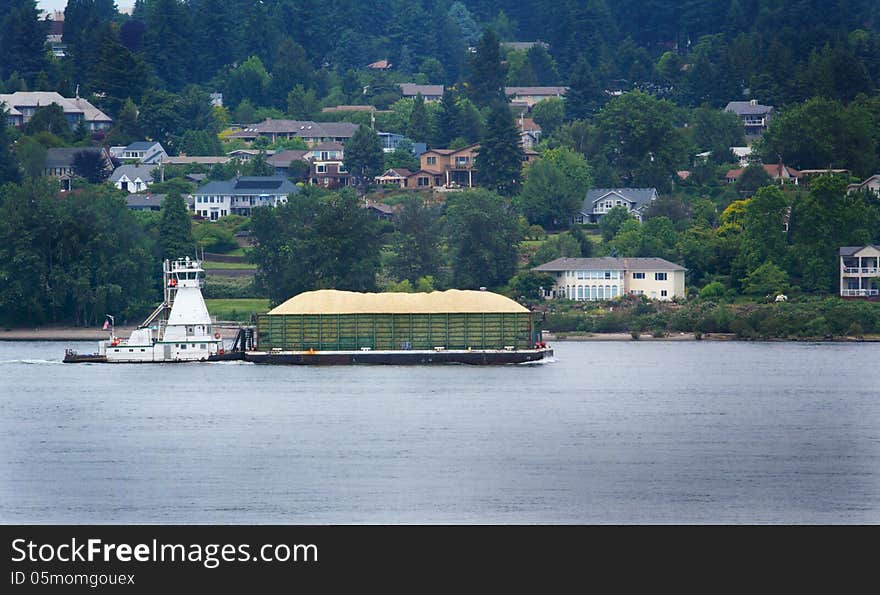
[98, 258, 222, 362]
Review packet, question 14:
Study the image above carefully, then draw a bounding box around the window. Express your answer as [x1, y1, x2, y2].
[661, 290, 668, 297]
[180, 344, 186, 350]
[633, 272, 645, 279]
[316, 164, 326, 173]
[321, 151, 329, 160]
[209, 196, 215, 203]
[200, 344, 206, 349]
[604, 270, 611, 279]
[339, 164, 347, 173]
[655, 272, 668, 281]
[598, 285, 605, 300]
[426, 156, 437, 166]
[418, 176, 429, 187]
[140, 349, 145, 352]
[577, 270, 584, 279]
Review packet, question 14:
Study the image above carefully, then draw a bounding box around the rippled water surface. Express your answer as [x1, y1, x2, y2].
[1, 340, 879, 524]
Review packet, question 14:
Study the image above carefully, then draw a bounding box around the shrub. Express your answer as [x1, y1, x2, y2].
[630, 330, 640, 340]
[699, 281, 725, 300]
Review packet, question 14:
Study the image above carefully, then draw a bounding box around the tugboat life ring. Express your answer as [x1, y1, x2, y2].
[214, 332, 221, 339]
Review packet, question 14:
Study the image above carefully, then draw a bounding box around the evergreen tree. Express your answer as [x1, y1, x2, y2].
[0, 1, 48, 83]
[89, 31, 148, 116]
[143, 0, 192, 90]
[72, 150, 112, 184]
[475, 104, 523, 196]
[407, 93, 430, 143]
[527, 44, 560, 85]
[0, 117, 21, 184]
[159, 192, 195, 261]
[467, 29, 507, 108]
[25, 104, 71, 139]
[106, 98, 143, 147]
[389, 198, 442, 285]
[433, 88, 460, 147]
[343, 125, 384, 193]
[565, 55, 602, 120]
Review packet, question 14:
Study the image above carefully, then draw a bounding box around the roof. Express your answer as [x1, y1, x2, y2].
[1, 92, 112, 123]
[109, 164, 156, 183]
[193, 176, 301, 195]
[125, 193, 167, 208]
[268, 289, 529, 315]
[266, 150, 309, 167]
[519, 117, 541, 132]
[725, 101, 773, 116]
[162, 156, 231, 165]
[377, 168, 413, 178]
[44, 147, 106, 169]
[583, 188, 658, 211]
[230, 119, 359, 139]
[321, 105, 376, 113]
[504, 86, 568, 97]
[310, 141, 344, 151]
[839, 245, 880, 257]
[533, 257, 686, 272]
[399, 83, 444, 97]
[368, 59, 392, 69]
[125, 141, 160, 152]
[726, 164, 801, 180]
[501, 41, 549, 51]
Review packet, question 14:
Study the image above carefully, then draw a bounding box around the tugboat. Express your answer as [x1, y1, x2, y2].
[64, 258, 235, 363]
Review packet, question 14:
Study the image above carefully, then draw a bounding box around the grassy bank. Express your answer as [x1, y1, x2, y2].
[206, 298, 271, 322]
[540, 295, 880, 340]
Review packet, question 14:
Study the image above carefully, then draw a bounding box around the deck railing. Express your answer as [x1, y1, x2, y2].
[841, 289, 880, 297]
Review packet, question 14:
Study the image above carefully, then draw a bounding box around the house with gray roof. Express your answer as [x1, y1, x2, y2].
[42, 146, 114, 191]
[229, 119, 359, 145]
[533, 257, 686, 301]
[0, 91, 112, 131]
[399, 83, 444, 101]
[725, 99, 774, 136]
[578, 188, 658, 223]
[109, 164, 156, 193]
[840, 245, 880, 298]
[190, 176, 300, 219]
[110, 141, 167, 164]
[125, 193, 167, 212]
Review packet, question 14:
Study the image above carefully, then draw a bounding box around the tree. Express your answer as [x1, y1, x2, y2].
[158, 192, 195, 261]
[510, 271, 555, 300]
[25, 103, 70, 139]
[467, 29, 507, 108]
[475, 104, 523, 196]
[735, 163, 772, 195]
[0, 1, 48, 83]
[89, 32, 148, 116]
[515, 148, 592, 228]
[72, 150, 112, 184]
[433, 88, 461, 147]
[179, 130, 222, 156]
[269, 37, 312, 108]
[531, 97, 565, 136]
[388, 197, 442, 284]
[530, 232, 584, 267]
[13, 136, 44, 179]
[384, 139, 419, 171]
[250, 188, 381, 304]
[527, 44, 560, 86]
[690, 106, 745, 163]
[105, 98, 143, 147]
[599, 205, 633, 242]
[143, 0, 192, 90]
[344, 125, 384, 193]
[565, 55, 602, 120]
[226, 55, 270, 109]
[741, 262, 790, 296]
[735, 185, 789, 281]
[407, 93, 430, 143]
[444, 189, 525, 288]
[0, 116, 21, 183]
[286, 84, 319, 119]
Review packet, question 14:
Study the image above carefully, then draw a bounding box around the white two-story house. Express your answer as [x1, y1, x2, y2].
[533, 257, 686, 301]
[190, 176, 300, 220]
[840, 245, 880, 298]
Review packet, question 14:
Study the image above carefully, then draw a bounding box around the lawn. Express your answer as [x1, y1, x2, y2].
[202, 261, 258, 270]
[206, 298, 271, 321]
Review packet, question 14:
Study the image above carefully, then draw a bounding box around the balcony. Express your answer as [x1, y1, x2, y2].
[841, 289, 879, 297]
[842, 267, 879, 275]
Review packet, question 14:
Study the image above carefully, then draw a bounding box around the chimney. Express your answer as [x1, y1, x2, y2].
[750, 99, 757, 106]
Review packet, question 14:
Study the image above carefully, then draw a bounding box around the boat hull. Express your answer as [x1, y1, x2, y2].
[243, 348, 553, 365]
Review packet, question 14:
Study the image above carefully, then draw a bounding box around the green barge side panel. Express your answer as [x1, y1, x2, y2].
[256, 312, 539, 351]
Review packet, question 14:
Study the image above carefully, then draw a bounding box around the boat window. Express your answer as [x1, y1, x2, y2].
[129, 349, 133, 352]
[200, 344, 206, 349]
[180, 344, 186, 350]
[141, 349, 145, 352]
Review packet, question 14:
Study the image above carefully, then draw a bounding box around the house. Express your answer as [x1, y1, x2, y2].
[364, 201, 395, 221]
[731, 146, 753, 167]
[266, 150, 309, 177]
[227, 149, 275, 162]
[375, 168, 414, 188]
[44, 12, 66, 57]
[110, 141, 167, 164]
[398, 84, 444, 102]
[725, 163, 801, 185]
[304, 141, 344, 161]
[42, 146, 114, 191]
[518, 116, 542, 149]
[321, 105, 377, 114]
[229, 119, 359, 146]
[577, 188, 659, 223]
[378, 131, 423, 154]
[161, 156, 231, 166]
[725, 100, 773, 136]
[846, 175, 880, 195]
[840, 246, 880, 298]
[420, 144, 480, 188]
[0, 91, 112, 131]
[309, 159, 351, 189]
[500, 41, 550, 52]
[504, 86, 567, 109]
[190, 176, 300, 220]
[109, 164, 155, 193]
[125, 193, 167, 212]
[533, 257, 686, 301]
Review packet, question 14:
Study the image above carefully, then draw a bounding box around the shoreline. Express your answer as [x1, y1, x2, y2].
[2, 328, 877, 343]
[0, 324, 245, 342]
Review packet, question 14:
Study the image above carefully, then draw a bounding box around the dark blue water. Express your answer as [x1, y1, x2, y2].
[1, 340, 878, 523]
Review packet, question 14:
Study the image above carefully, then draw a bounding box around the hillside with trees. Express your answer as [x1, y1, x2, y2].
[1, 0, 880, 332]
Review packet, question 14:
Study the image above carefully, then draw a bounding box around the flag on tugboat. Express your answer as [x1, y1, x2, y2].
[102, 320, 109, 330]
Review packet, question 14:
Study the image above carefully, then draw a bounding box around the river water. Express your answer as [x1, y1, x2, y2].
[1, 340, 878, 524]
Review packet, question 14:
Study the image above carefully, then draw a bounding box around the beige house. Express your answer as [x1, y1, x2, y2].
[846, 175, 880, 195]
[533, 257, 686, 301]
[420, 144, 480, 188]
[504, 86, 568, 108]
[840, 245, 880, 297]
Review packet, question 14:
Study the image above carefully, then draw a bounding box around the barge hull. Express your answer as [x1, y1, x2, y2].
[243, 348, 553, 365]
